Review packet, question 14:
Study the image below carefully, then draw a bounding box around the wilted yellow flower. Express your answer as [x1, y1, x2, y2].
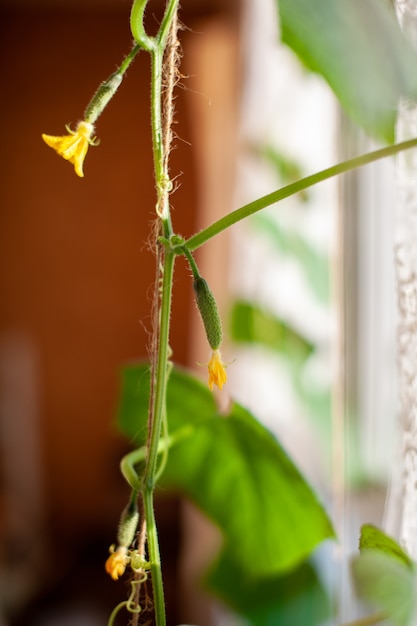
[42, 120, 97, 177]
[208, 349, 227, 391]
[105, 545, 129, 581]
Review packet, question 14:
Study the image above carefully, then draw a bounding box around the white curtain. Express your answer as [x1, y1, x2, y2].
[385, 0, 417, 560]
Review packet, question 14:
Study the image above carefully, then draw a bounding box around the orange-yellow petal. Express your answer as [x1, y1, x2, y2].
[42, 121, 95, 177]
[105, 546, 129, 581]
[208, 349, 227, 391]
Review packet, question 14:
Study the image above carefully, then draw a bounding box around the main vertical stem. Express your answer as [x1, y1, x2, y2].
[144, 249, 174, 485]
[143, 247, 174, 626]
[141, 7, 178, 625]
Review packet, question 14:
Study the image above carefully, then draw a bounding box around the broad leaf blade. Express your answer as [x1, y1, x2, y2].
[118, 364, 151, 447]
[352, 526, 416, 626]
[207, 548, 330, 626]
[359, 524, 414, 569]
[352, 551, 416, 626]
[118, 364, 335, 576]
[278, 0, 417, 142]
[118, 362, 218, 447]
[163, 400, 334, 575]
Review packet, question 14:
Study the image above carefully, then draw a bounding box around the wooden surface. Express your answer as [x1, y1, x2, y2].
[0, 6, 199, 534]
[0, 2, 240, 623]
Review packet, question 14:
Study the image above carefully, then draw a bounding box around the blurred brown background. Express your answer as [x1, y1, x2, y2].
[0, 1, 240, 624]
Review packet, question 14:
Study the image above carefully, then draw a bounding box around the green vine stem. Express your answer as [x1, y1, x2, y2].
[107, 601, 130, 626]
[119, 44, 142, 75]
[130, 0, 156, 51]
[129, 2, 179, 626]
[181, 245, 201, 279]
[120, 423, 195, 491]
[107, 578, 146, 626]
[143, 250, 174, 487]
[129, 5, 417, 626]
[184, 137, 417, 252]
[84, 44, 141, 124]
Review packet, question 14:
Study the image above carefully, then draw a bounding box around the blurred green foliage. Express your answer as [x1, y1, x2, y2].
[118, 364, 334, 624]
[278, 0, 417, 142]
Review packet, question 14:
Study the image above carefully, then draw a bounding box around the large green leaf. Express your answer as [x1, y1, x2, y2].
[352, 525, 417, 626]
[206, 548, 331, 626]
[278, 0, 417, 142]
[352, 552, 416, 626]
[118, 364, 335, 576]
[118, 363, 218, 449]
[359, 524, 414, 569]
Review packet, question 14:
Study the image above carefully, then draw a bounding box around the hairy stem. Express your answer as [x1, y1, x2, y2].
[119, 44, 142, 75]
[120, 423, 193, 491]
[144, 249, 175, 487]
[130, 0, 155, 51]
[136, 3, 180, 625]
[142, 247, 174, 626]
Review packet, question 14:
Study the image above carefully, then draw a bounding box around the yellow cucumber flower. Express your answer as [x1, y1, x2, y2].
[42, 120, 97, 177]
[208, 349, 227, 391]
[105, 545, 129, 581]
